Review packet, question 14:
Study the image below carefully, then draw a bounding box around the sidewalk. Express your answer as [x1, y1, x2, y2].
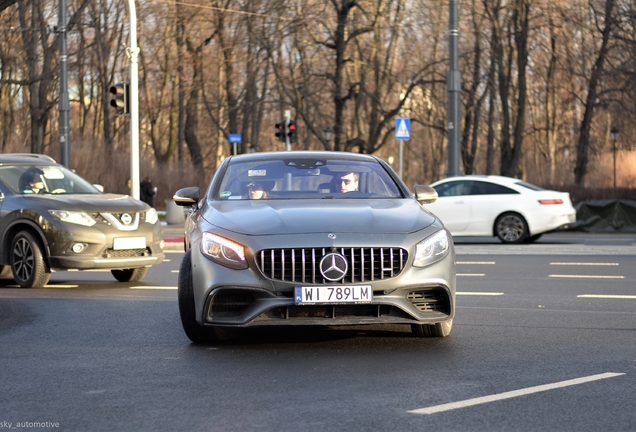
[162, 222, 185, 251]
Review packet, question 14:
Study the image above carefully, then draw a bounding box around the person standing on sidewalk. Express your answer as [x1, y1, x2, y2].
[140, 176, 157, 207]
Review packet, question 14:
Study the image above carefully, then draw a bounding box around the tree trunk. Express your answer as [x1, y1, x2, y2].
[574, 0, 615, 185]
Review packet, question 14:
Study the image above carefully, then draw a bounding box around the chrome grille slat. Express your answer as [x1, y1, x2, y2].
[256, 247, 408, 284]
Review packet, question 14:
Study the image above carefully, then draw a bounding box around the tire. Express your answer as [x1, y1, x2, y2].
[10, 230, 51, 288]
[178, 250, 223, 344]
[411, 319, 453, 338]
[111, 267, 149, 282]
[495, 212, 528, 244]
[524, 234, 542, 244]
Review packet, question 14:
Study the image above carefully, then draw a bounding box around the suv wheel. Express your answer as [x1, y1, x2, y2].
[10, 231, 51, 288]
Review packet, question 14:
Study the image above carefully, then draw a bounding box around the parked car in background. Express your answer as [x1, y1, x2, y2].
[173, 151, 455, 343]
[424, 175, 577, 244]
[0, 154, 164, 287]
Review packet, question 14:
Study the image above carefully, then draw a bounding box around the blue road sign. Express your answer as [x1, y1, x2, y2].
[228, 133, 242, 143]
[395, 118, 411, 141]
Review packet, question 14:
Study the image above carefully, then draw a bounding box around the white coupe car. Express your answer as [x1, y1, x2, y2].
[424, 175, 577, 244]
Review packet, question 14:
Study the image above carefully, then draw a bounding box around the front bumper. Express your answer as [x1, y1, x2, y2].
[44, 218, 164, 270]
[189, 230, 456, 328]
[200, 283, 453, 327]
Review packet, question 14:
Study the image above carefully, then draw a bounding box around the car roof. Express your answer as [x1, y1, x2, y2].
[434, 175, 522, 185]
[0, 153, 58, 166]
[226, 150, 380, 163]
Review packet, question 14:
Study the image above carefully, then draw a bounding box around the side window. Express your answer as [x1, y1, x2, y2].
[476, 182, 518, 195]
[434, 181, 472, 197]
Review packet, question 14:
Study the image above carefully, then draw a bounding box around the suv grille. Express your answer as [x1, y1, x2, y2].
[256, 247, 408, 284]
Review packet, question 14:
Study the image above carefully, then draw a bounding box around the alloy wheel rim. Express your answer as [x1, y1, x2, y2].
[13, 238, 34, 282]
[498, 216, 524, 241]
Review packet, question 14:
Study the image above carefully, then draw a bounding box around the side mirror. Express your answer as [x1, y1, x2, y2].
[414, 185, 438, 204]
[93, 184, 104, 193]
[173, 186, 200, 206]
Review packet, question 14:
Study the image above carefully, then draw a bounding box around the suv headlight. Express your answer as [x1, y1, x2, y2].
[145, 208, 159, 224]
[201, 232, 247, 269]
[48, 210, 96, 227]
[413, 230, 450, 267]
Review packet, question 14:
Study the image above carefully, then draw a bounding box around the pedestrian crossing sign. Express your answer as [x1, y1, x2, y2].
[395, 118, 410, 140]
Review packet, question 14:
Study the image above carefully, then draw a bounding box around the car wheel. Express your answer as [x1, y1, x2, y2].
[411, 319, 453, 338]
[495, 213, 528, 244]
[524, 234, 542, 243]
[10, 231, 51, 288]
[111, 267, 149, 282]
[178, 250, 223, 344]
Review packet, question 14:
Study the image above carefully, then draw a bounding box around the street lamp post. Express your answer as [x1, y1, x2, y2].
[127, 0, 140, 200]
[610, 127, 619, 192]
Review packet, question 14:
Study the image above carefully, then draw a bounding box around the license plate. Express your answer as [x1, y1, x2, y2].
[295, 285, 373, 305]
[113, 237, 146, 250]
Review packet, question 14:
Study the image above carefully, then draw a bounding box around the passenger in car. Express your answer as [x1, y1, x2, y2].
[246, 181, 268, 199]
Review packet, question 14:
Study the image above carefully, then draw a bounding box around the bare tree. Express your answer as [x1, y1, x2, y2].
[573, 0, 617, 185]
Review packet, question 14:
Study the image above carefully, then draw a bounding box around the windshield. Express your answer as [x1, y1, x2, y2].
[0, 164, 101, 195]
[216, 157, 403, 200]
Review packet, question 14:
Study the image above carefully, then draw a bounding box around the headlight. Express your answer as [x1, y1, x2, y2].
[145, 208, 159, 224]
[200, 232, 247, 269]
[413, 230, 450, 267]
[48, 210, 96, 227]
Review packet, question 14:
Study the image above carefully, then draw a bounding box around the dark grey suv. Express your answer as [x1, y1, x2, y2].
[0, 154, 164, 287]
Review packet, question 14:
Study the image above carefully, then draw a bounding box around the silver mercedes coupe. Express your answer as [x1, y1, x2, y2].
[173, 151, 455, 343]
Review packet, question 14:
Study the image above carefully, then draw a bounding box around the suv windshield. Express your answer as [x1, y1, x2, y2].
[216, 157, 403, 200]
[0, 164, 100, 195]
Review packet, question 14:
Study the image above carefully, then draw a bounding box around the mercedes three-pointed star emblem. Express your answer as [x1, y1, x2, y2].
[319, 252, 348, 281]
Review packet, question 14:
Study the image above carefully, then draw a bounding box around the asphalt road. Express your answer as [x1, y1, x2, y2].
[1, 232, 635, 431]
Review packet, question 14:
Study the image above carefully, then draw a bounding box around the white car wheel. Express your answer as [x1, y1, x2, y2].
[495, 213, 528, 244]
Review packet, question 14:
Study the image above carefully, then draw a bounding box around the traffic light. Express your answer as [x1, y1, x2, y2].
[275, 121, 286, 142]
[109, 83, 129, 115]
[287, 120, 297, 143]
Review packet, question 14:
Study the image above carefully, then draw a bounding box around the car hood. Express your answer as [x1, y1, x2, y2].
[24, 193, 148, 212]
[203, 199, 436, 235]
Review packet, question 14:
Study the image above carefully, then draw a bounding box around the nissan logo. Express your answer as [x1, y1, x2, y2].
[120, 213, 133, 225]
[319, 253, 348, 282]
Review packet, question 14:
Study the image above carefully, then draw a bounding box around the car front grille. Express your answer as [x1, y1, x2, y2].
[256, 247, 408, 284]
[90, 212, 141, 230]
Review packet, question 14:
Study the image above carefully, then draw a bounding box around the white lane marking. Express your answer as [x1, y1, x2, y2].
[578, 294, 636, 299]
[456, 261, 496, 265]
[130, 286, 177, 290]
[550, 262, 618, 266]
[457, 273, 485, 277]
[171, 270, 179, 273]
[549, 275, 624, 279]
[409, 372, 625, 415]
[456, 292, 504, 296]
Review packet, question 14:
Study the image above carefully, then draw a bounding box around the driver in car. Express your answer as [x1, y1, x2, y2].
[339, 172, 359, 193]
[20, 169, 46, 194]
